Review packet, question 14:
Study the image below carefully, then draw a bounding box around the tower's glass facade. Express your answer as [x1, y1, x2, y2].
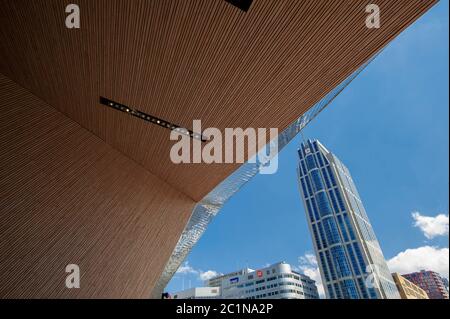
[297, 139, 400, 299]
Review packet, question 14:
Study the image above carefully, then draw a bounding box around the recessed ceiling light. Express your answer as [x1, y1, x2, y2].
[99, 96, 206, 142]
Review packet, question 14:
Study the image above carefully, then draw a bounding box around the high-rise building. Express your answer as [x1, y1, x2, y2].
[201, 262, 319, 299]
[297, 139, 400, 299]
[392, 273, 429, 299]
[402, 270, 449, 299]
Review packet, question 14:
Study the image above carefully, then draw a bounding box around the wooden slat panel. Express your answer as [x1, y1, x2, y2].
[0, 74, 196, 298]
[0, 0, 436, 201]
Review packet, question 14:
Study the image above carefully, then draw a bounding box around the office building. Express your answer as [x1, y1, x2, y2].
[172, 287, 221, 300]
[297, 140, 400, 299]
[0, 1, 435, 298]
[392, 273, 429, 299]
[202, 262, 319, 299]
[402, 270, 449, 299]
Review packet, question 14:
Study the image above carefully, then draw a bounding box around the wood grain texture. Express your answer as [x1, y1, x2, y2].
[0, 0, 436, 201]
[0, 74, 196, 298]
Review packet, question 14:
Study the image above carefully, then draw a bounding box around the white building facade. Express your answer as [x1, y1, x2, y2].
[172, 287, 221, 299]
[205, 262, 319, 299]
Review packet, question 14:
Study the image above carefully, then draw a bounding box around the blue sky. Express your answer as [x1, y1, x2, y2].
[166, 1, 449, 294]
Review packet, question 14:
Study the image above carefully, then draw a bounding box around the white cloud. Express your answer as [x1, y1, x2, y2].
[176, 261, 221, 282]
[176, 261, 199, 275]
[296, 253, 325, 298]
[199, 270, 221, 281]
[412, 211, 449, 239]
[299, 253, 317, 267]
[387, 246, 449, 279]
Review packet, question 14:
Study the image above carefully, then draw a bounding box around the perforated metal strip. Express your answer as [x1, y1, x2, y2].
[100, 97, 207, 142]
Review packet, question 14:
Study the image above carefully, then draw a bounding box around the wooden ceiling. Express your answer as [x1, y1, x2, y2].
[0, 0, 436, 202]
[0, 73, 196, 298]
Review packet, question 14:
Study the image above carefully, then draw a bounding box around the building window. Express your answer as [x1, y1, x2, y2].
[316, 192, 333, 217]
[322, 168, 331, 189]
[334, 189, 346, 211]
[319, 252, 330, 282]
[310, 198, 321, 221]
[343, 213, 356, 240]
[357, 278, 369, 299]
[317, 152, 324, 167]
[301, 161, 308, 178]
[340, 279, 359, 299]
[322, 217, 341, 245]
[352, 243, 366, 272]
[312, 141, 319, 153]
[325, 250, 337, 280]
[305, 176, 313, 197]
[312, 224, 321, 250]
[306, 199, 315, 223]
[306, 155, 317, 170]
[368, 287, 378, 299]
[329, 189, 339, 213]
[311, 169, 325, 192]
[326, 166, 337, 186]
[337, 215, 349, 242]
[331, 246, 351, 278]
[334, 283, 342, 299]
[300, 178, 308, 198]
[346, 243, 360, 275]
[318, 222, 328, 249]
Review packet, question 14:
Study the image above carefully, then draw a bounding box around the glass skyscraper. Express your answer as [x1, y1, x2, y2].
[297, 139, 400, 299]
